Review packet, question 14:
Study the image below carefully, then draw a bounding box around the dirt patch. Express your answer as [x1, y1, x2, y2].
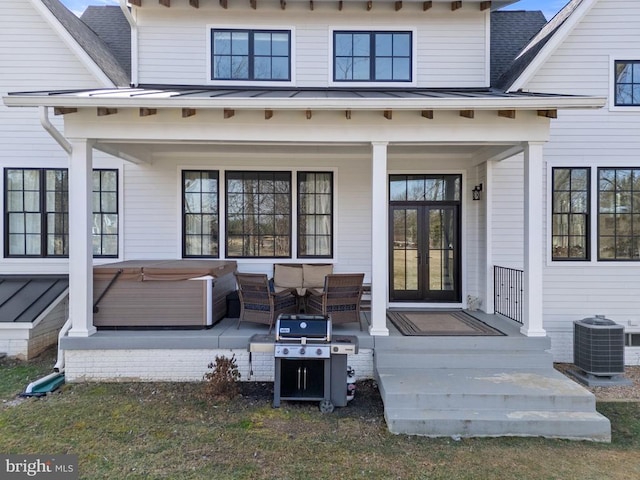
[236, 379, 385, 419]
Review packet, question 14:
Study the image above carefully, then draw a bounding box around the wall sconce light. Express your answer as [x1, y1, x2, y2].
[472, 184, 483, 201]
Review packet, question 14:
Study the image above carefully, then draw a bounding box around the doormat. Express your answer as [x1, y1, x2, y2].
[387, 310, 504, 336]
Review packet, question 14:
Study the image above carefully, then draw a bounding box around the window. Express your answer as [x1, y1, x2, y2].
[211, 29, 291, 81]
[183, 170, 219, 257]
[598, 168, 640, 260]
[552, 168, 590, 261]
[298, 172, 333, 257]
[389, 175, 461, 202]
[334, 31, 411, 82]
[93, 170, 119, 257]
[226, 171, 291, 258]
[5, 168, 118, 258]
[614, 61, 640, 106]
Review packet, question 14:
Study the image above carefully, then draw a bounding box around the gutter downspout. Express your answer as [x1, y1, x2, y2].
[54, 317, 72, 373]
[120, 0, 139, 86]
[40, 106, 71, 154]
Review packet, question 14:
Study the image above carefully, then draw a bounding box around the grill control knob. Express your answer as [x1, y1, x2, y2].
[332, 346, 338, 353]
[282, 347, 289, 355]
[299, 347, 306, 355]
[316, 348, 323, 356]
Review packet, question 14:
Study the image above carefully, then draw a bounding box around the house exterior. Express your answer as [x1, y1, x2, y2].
[495, 0, 640, 365]
[2, 0, 637, 379]
[0, 0, 126, 358]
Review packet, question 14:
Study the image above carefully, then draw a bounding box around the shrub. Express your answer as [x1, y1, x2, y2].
[203, 354, 241, 401]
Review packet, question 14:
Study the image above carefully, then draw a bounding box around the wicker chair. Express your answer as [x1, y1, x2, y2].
[305, 273, 365, 331]
[235, 273, 298, 333]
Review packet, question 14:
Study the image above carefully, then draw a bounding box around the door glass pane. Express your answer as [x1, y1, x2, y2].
[393, 209, 418, 290]
[428, 208, 455, 292]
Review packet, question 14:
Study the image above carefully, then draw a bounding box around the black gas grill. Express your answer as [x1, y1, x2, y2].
[249, 314, 358, 412]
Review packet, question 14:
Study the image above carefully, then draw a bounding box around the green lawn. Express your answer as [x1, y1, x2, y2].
[1, 351, 639, 480]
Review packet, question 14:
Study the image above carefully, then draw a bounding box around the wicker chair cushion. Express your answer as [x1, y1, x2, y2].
[274, 264, 303, 289]
[302, 264, 333, 289]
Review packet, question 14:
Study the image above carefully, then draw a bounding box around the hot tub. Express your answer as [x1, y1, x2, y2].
[93, 260, 237, 328]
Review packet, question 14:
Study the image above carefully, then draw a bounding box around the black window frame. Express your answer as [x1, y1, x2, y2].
[597, 167, 640, 261]
[551, 167, 590, 261]
[225, 171, 292, 258]
[211, 28, 292, 82]
[182, 170, 220, 258]
[92, 169, 119, 258]
[614, 60, 640, 107]
[297, 171, 334, 258]
[333, 30, 413, 83]
[4, 167, 118, 259]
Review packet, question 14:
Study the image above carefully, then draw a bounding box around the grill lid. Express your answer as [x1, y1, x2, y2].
[275, 314, 331, 342]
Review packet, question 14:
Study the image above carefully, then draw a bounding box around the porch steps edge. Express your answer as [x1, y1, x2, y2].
[383, 408, 611, 442]
[373, 335, 551, 351]
[374, 350, 553, 369]
[375, 367, 596, 411]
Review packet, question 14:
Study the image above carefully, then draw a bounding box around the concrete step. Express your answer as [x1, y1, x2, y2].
[374, 334, 551, 351]
[384, 408, 611, 441]
[374, 350, 553, 370]
[376, 368, 596, 412]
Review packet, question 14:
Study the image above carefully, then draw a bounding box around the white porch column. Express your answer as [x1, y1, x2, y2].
[68, 139, 96, 337]
[522, 142, 546, 337]
[369, 142, 389, 336]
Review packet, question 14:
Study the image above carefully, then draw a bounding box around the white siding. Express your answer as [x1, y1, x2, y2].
[522, 0, 640, 359]
[491, 155, 524, 269]
[0, 1, 122, 275]
[135, 3, 488, 87]
[122, 153, 373, 279]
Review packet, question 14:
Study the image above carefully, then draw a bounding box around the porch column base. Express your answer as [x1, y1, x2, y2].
[519, 326, 547, 337]
[368, 324, 390, 336]
[68, 326, 96, 338]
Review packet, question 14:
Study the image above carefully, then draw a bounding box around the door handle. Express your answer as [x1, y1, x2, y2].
[297, 367, 302, 390]
[303, 367, 307, 391]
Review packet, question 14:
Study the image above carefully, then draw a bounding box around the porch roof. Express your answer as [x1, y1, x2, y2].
[4, 86, 605, 112]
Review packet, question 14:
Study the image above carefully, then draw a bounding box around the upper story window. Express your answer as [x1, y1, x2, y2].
[551, 168, 590, 261]
[211, 29, 291, 81]
[5, 168, 118, 258]
[598, 168, 640, 260]
[614, 61, 640, 106]
[334, 31, 412, 82]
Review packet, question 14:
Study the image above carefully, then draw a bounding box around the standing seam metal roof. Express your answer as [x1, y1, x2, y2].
[0, 276, 69, 324]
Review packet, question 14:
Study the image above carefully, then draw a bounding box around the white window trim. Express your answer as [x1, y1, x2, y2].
[609, 55, 640, 112]
[328, 26, 418, 88]
[206, 25, 297, 87]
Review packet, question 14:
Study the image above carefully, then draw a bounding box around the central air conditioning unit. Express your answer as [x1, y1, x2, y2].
[573, 315, 625, 376]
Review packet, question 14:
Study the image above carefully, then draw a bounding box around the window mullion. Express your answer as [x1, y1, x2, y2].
[370, 33, 376, 81]
[248, 31, 254, 80]
[41, 169, 47, 258]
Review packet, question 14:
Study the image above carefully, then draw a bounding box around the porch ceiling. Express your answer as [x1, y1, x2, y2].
[93, 139, 519, 165]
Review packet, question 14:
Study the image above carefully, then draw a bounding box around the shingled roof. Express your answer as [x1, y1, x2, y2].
[495, 0, 587, 91]
[42, 0, 129, 86]
[80, 5, 131, 78]
[491, 10, 547, 87]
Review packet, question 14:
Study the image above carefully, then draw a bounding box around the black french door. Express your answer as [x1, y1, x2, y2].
[390, 204, 461, 302]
